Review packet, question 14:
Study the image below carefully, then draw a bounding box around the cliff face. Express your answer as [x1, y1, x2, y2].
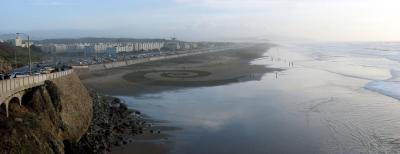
[0, 73, 92, 154]
[51, 72, 93, 142]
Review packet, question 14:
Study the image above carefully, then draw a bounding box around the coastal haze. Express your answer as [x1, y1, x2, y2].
[1, 0, 400, 154]
[84, 42, 400, 154]
[2, 0, 400, 41]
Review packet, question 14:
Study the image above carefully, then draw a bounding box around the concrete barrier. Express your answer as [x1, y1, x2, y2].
[0, 69, 74, 116]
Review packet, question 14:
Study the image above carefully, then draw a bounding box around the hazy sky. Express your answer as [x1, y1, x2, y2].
[1, 0, 400, 41]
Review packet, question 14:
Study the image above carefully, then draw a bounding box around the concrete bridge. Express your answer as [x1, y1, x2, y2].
[0, 69, 74, 117]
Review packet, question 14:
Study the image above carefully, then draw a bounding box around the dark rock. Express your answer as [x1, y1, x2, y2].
[75, 90, 149, 154]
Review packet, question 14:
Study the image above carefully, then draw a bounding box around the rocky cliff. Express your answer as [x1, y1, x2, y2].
[75, 90, 148, 154]
[0, 73, 92, 154]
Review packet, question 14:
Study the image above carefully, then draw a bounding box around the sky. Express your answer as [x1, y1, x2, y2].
[1, 0, 400, 41]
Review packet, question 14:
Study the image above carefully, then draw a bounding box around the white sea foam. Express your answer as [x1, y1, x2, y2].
[306, 42, 400, 101]
[366, 80, 400, 100]
[365, 69, 400, 100]
[271, 42, 400, 101]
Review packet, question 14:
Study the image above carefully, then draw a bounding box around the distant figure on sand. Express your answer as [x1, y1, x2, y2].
[289, 62, 294, 67]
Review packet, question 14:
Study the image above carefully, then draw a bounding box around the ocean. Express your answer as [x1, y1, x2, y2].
[120, 42, 400, 154]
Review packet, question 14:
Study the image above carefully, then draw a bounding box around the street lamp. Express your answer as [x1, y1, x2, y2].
[16, 33, 32, 74]
[14, 46, 17, 69]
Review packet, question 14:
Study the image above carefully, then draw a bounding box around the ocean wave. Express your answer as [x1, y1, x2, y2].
[365, 70, 400, 100]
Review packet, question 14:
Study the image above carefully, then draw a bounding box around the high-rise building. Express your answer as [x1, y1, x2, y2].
[15, 35, 23, 47]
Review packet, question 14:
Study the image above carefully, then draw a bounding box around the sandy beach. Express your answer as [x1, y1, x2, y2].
[79, 44, 276, 153]
[77, 42, 400, 154]
[80, 44, 278, 96]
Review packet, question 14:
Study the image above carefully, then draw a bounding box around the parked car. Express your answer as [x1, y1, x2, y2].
[44, 67, 55, 72]
[33, 71, 41, 75]
[40, 69, 51, 74]
[9, 72, 30, 78]
[0, 74, 5, 80]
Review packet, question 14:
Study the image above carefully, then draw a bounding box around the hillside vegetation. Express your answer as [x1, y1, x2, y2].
[0, 42, 44, 70]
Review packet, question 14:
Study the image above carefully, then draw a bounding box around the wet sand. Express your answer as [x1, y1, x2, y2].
[80, 44, 277, 153]
[111, 142, 170, 154]
[110, 124, 182, 154]
[81, 43, 400, 154]
[80, 44, 279, 96]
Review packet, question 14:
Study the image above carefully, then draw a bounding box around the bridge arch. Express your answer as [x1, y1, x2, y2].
[0, 69, 74, 117]
[0, 103, 6, 117]
[3, 95, 23, 117]
[9, 97, 20, 105]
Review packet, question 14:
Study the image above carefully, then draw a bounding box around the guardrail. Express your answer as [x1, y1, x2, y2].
[0, 69, 74, 100]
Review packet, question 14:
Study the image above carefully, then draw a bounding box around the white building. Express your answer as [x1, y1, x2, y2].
[39, 45, 56, 53]
[15, 35, 23, 47]
[54, 44, 67, 53]
[21, 42, 33, 48]
[164, 42, 181, 50]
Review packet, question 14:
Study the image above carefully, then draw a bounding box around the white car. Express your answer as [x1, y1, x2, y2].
[9, 72, 30, 78]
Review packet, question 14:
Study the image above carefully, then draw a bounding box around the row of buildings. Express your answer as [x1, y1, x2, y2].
[39, 41, 164, 53]
[36, 40, 198, 54]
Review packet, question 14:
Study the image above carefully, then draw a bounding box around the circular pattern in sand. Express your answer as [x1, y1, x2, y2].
[123, 69, 250, 87]
[144, 70, 211, 80]
[160, 72, 198, 78]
